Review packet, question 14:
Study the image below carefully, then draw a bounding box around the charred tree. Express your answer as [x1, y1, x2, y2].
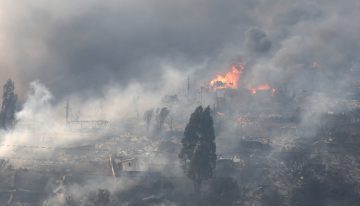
[86, 189, 111, 206]
[179, 106, 216, 195]
[0, 79, 17, 130]
[97, 189, 111, 206]
[206, 177, 240, 206]
[158, 107, 170, 131]
[144, 109, 154, 132]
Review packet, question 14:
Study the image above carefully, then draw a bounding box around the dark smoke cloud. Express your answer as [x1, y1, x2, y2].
[244, 27, 272, 56]
[0, 0, 360, 101]
[0, 0, 257, 98]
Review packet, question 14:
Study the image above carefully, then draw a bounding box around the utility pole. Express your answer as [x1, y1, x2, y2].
[170, 116, 173, 133]
[109, 154, 117, 178]
[65, 99, 70, 125]
[187, 76, 190, 98]
[133, 96, 140, 120]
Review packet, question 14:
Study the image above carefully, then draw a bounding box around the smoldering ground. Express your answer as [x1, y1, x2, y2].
[0, 0, 360, 205]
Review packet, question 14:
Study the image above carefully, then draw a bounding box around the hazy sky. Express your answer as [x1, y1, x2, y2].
[0, 0, 359, 99]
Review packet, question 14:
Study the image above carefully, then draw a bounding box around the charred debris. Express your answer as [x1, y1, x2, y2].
[1, 72, 360, 206]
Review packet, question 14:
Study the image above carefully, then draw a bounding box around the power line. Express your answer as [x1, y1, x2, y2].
[0, 144, 155, 155]
[1, 143, 359, 156]
[0, 144, 96, 151]
[0, 156, 109, 164]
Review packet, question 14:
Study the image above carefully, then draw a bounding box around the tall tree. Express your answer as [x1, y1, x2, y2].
[179, 106, 216, 194]
[144, 109, 154, 132]
[0, 79, 17, 130]
[206, 177, 240, 206]
[158, 107, 170, 130]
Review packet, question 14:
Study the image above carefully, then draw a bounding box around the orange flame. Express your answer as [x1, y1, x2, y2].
[249, 84, 276, 94]
[210, 64, 244, 90]
[209, 64, 276, 95]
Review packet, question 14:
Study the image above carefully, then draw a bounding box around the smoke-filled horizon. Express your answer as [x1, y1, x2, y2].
[1, 1, 360, 205]
[0, 0, 359, 161]
[0, 0, 359, 101]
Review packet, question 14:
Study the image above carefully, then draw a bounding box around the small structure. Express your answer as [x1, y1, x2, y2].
[108, 154, 138, 177]
[65, 100, 110, 132]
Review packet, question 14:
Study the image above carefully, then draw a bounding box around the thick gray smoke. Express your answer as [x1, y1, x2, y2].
[0, 0, 256, 98]
[244, 27, 272, 56]
[1, 0, 359, 101]
[0, 66, 185, 155]
[1, 0, 360, 205]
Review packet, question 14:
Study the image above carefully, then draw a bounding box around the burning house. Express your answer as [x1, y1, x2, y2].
[207, 64, 278, 114]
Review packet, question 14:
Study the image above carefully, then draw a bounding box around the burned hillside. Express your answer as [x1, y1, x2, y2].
[1, 0, 360, 205]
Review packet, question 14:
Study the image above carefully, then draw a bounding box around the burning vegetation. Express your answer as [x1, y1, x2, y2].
[249, 84, 276, 95]
[1, 62, 360, 206]
[209, 64, 276, 95]
[0, 1, 360, 205]
[210, 64, 244, 91]
[1, 67, 360, 205]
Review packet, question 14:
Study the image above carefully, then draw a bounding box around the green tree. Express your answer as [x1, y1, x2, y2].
[179, 106, 216, 194]
[0, 79, 17, 130]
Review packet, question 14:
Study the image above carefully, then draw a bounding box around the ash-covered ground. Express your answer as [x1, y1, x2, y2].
[1, 84, 360, 206]
[1, 0, 360, 205]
